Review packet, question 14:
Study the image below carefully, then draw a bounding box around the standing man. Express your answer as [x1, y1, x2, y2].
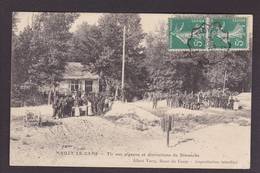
[83, 94, 89, 116]
[52, 94, 59, 118]
[166, 93, 170, 107]
[229, 95, 235, 109]
[152, 92, 158, 109]
[57, 95, 63, 118]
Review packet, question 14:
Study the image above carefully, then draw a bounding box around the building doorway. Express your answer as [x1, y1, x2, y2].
[85, 80, 93, 94]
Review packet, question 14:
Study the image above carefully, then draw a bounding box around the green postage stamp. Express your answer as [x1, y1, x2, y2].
[168, 18, 206, 50]
[168, 15, 249, 51]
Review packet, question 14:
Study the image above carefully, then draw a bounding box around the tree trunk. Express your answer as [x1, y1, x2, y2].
[115, 85, 119, 101]
[104, 78, 110, 95]
[48, 85, 55, 105]
[48, 89, 52, 105]
[53, 86, 56, 98]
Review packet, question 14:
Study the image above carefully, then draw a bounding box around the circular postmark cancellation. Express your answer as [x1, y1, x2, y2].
[168, 15, 250, 51]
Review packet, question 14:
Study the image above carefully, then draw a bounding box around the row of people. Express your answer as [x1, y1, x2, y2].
[148, 90, 240, 110]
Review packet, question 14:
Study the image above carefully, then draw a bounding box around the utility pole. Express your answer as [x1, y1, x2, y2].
[121, 26, 126, 102]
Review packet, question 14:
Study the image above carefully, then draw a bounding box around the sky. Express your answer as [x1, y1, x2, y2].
[15, 12, 253, 38]
[15, 12, 171, 34]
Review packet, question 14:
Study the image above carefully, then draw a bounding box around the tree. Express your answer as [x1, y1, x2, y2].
[206, 51, 251, 92]
[11, 12, 21, 106]
[71, 13, 147, 100]
[11, 26, 36, 106]
[11, 13, 36, 106]
[144, 22, 241, 94]
[145, 22, 251, 93]
[27, 13, 79, 104]
[12, 12, 19, 34]
[98, 14, 147, 100]
[144, 22, 195, 93]
[69, 22, 102, 63]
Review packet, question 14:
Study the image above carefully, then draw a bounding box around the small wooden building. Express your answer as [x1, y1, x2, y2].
[57, 62, 99, 95]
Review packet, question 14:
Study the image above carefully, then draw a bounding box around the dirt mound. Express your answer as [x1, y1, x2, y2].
[104, 101, 160, 130]
[166, 107, 204, 116]
[235, 92, 251, 110]
[11, 105, 53, 120]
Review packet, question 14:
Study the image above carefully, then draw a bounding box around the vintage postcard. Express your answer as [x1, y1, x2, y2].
[10, 12, 252, 169]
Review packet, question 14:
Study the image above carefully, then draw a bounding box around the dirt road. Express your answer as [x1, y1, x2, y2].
[10, 101, 251, 168]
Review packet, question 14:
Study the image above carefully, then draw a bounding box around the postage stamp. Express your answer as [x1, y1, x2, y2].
[209, 17, 248, 50]
[168, 15, 249, 51]
[168, 17, 206, 50]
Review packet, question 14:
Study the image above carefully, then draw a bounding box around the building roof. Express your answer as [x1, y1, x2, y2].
[63, 62, 99, 80]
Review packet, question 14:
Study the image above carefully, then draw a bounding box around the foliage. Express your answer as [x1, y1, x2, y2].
[144, 22, 251, 93]
[70, 14, 148, 100]
[205, 51, 251, 91]
[11, 13, 251, 106]
[12, 12, 19, 33]
[28, 13, 79, 86]
[11, 13, 79, 106]
[11, 26, 36, 105]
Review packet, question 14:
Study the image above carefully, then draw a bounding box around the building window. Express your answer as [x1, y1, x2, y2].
[71, 80, 80, 92]
[85, 80, 93, 93]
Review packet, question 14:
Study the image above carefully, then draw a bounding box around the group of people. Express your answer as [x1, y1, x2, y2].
[199, 90, 239, 109]
[147, 89, 240, 110]
[165, 92, 201, 110]
[52, 91, 112, 119]
[52, 88, 240, 118]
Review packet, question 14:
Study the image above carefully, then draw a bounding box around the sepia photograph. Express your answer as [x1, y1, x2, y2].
[10, 12, 252, 169]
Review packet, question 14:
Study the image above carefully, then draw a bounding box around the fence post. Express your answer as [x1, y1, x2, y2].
[167, 115, 172, 147]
